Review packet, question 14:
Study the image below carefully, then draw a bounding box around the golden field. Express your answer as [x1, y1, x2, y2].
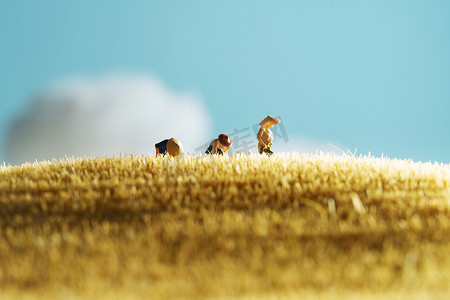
[0, 153, 449, 299]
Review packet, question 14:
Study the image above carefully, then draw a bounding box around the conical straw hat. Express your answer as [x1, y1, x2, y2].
[218, 134, 232, 147]
[167, 138, 184, 156]
[259, 115, 281, 126]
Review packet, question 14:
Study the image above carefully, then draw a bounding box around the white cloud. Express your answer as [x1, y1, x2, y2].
[4, 74, 212, 165]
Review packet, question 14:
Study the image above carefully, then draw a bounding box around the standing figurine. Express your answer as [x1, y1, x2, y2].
[205, 134, 232, 155]
[256, 115, 281, 155]
[155, 138, 184, 157]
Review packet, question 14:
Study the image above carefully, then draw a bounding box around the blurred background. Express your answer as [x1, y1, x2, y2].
[1, 0, 449, 165]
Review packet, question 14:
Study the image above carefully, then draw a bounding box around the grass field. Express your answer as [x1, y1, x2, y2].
[0, 153, 449, 299]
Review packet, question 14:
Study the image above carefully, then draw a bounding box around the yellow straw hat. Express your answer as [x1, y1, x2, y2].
[167, 138, 184, 156]
[259, 115, 281, 126]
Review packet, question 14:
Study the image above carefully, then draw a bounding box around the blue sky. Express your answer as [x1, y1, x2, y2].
[1, 0, 449, 163]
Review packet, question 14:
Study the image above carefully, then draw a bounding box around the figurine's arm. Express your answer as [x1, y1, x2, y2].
[211, 140, 218, 154]
[223, 147, 230, 153]
[256, 127, 267, 148]
[257, 135, 267, 148]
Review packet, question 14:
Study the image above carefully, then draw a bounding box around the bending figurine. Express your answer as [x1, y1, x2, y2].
[205, 134, 232, 155]
[155, 138, 184, 157]
[256, 115, 281, 155]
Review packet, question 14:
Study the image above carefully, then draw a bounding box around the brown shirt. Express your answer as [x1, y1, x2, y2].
[257, 127, 274, 148]
[209, 139, 230, 154]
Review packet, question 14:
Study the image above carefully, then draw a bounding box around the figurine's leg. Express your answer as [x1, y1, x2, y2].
[258, 143, 264, 154]
[263, 148, 274, 156]
[217, 149, 223, 155]
[205, 145, 213, 154]
[156, 146, 167, 156]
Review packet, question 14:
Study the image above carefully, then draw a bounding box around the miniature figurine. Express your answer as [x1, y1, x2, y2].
[256, 115, 281, 155]
[205, 134, 232, 155]
[155, 138, 184, 157]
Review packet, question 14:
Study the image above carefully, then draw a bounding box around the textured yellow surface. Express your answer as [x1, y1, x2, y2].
[0, 153, 449, 299]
